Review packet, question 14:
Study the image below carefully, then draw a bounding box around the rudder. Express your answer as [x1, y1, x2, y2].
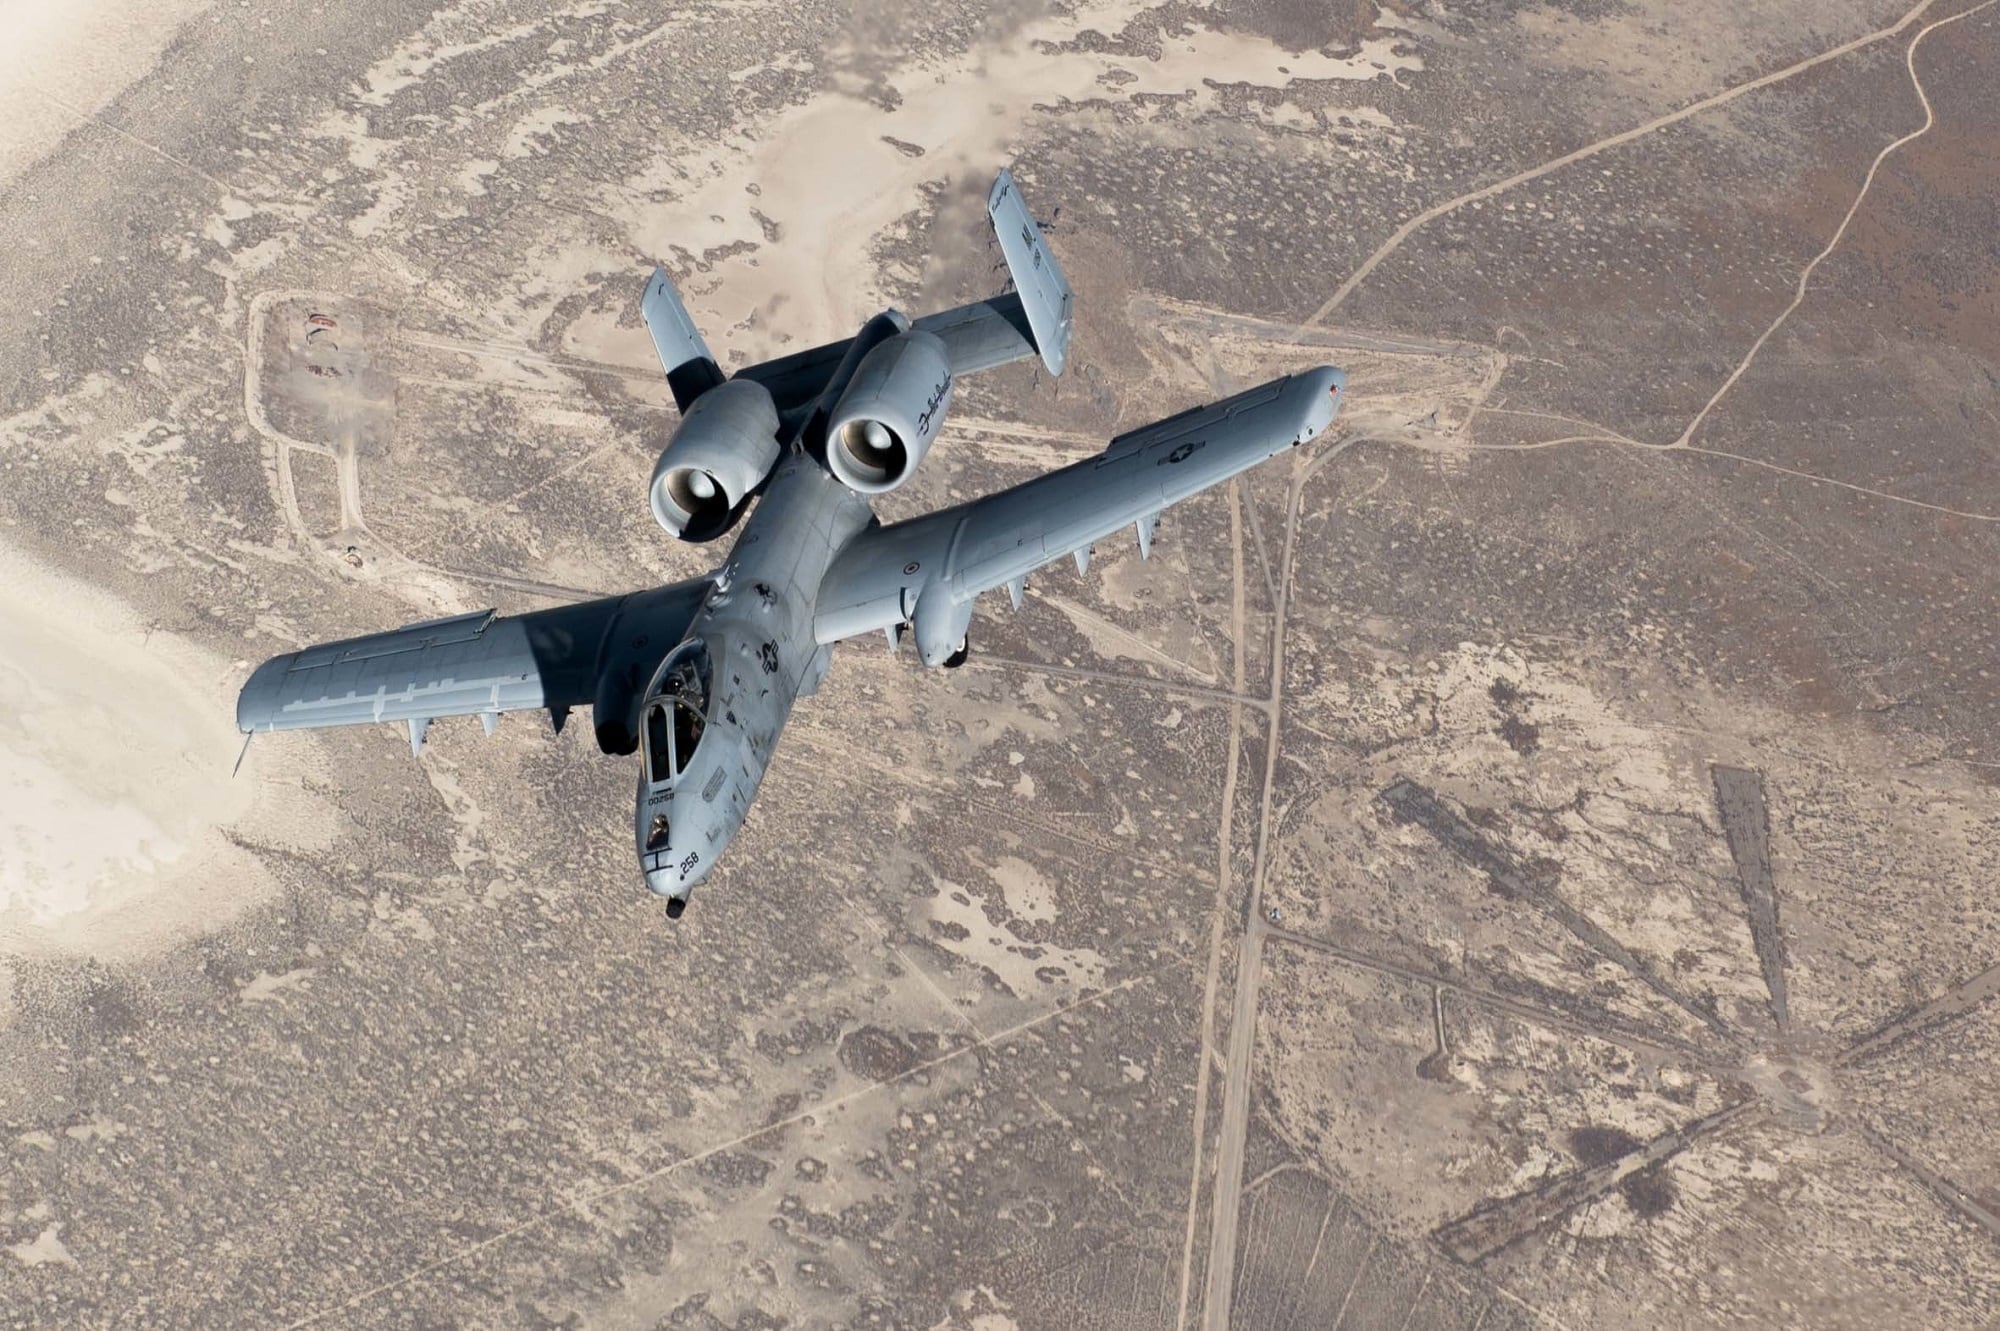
[987, 170, 1073, 377]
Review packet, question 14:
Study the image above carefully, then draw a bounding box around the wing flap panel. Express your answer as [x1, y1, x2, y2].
[913, 294, 1037, 375]
[1101, 379, 1286, 459]
[288, 608, 498, 669]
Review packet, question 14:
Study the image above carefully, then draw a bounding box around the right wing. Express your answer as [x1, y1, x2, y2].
[813, 368, 1345, 653]
[237, 577, 713, 742]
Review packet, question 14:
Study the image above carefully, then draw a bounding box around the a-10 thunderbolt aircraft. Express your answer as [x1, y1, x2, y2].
[238, 170, 1346, 916]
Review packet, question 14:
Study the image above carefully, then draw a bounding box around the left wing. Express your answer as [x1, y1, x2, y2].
[237, 578, 713, 748]
[814, 367, 1345, 662]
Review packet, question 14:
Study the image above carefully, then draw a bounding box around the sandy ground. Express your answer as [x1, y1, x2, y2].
[0, 0, 219, 189]
[0, 0, 330, 962]
[3, 0, 1998, 1326]
[598, 3, 1421, 361]
[0, 537, 320, 960]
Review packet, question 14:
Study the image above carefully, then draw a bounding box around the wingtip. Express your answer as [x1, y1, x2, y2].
[235, 652, 293, 735]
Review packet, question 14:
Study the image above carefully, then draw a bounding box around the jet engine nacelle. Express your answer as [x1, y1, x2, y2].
[649, 378, 782, 542]
[824, 329, 953, 494]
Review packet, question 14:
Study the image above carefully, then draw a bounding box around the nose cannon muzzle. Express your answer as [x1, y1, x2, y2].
[644, 865, 696, 918]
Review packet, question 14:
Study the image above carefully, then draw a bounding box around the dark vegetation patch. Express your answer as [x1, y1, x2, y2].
[838, 1026, 920, 1081]
[1568, 1124, 1642, 1167]
[1499, 714, 1542, 756]
[1620, 1163, 1679, 1218]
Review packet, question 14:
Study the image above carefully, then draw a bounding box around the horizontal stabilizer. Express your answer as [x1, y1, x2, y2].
[987, 170, 1073, 377]
[737, 295, 1040, 413]
[642, 265, 726, 411]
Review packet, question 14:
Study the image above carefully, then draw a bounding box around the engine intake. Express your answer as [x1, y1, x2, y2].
[649, 378, 781, 541]
[825, 330, 952, 494]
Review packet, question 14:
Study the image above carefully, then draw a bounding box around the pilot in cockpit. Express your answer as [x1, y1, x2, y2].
[663, 659, 703, 705]
[663, 661, 706, 764]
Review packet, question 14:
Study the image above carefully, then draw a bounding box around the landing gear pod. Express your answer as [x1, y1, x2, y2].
[910, 579, 973, 668]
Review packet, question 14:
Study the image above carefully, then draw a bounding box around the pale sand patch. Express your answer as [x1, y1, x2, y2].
[926, 877, 1105, 998]
[1031, 588, 1221, 684]
[6, 1223, 77, 1269]
[0, 539, 329, 961]
[610, 2, 1420, 364]
[981, 853, 1057, 924]
[0, 0, 218, 189]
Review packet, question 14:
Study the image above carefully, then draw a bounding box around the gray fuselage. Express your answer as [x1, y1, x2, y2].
[632, 453, 872, 907]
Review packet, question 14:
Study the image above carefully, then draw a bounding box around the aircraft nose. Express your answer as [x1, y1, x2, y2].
[644, 841, 713, 917]
[644, 864, 694, 917]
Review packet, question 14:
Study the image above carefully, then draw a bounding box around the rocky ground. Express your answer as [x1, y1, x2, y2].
[1, 0, 1997, 1327]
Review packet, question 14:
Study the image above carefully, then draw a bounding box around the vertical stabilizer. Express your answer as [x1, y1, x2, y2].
[643, 265, 727, 411]
[987, 170, 1073, 377]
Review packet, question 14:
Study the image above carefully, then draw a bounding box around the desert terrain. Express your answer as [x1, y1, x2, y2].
[2, 0, 1998, 1327]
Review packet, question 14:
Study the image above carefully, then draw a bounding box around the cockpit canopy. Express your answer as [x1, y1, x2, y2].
[642, 640, 713, 787]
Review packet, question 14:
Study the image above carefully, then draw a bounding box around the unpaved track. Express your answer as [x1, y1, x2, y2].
[1198, 440, 1349, 1331]
[1303, 0, 1950, 327]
